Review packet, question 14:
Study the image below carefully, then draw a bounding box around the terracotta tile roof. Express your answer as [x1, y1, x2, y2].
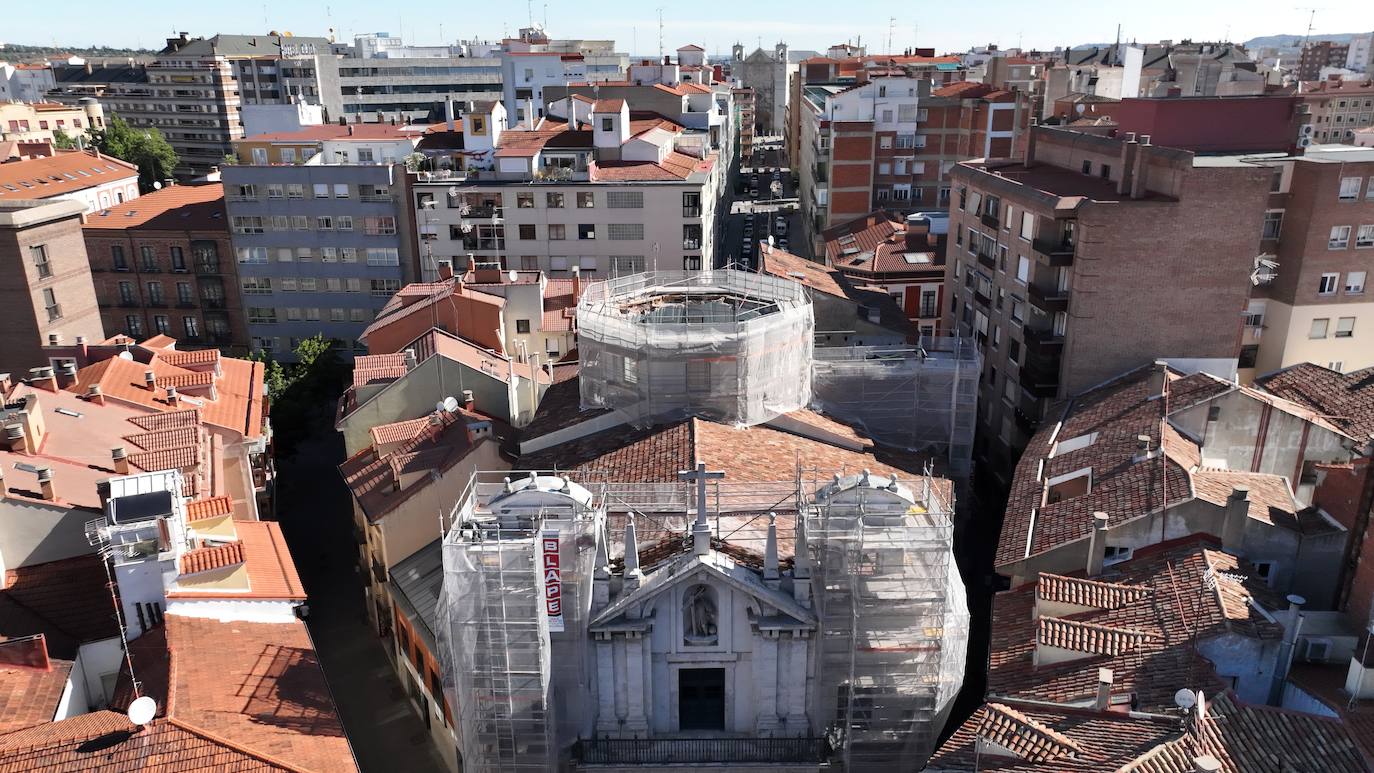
[81, 182, 226, 231]
[590, 150, 714, 181]
[0, 649, 72, 734]
[989, 536, 1283, 712]
[186, 495, 234, 521]
[1190, 467, 1328, 533]
[179, 541, 245, 575]
[128, 408, 202, 432]
[166, 522, 305, 601]
[1256, 363, 1374, 441]
[1120, 691, 1370, 773]
[369, 417, 430, 447]
[758, 243, 914, 334]
[124, 426, 199, 452]
[1287, 663, 1374, 765]
[340, 411, 479, 522]
[0, 149, 138, 202]
[1037, 616, 1158, 656]
[156, 371, 216, 389]
[592, 98, 625, 112]
[0, 554, 121, 660]
[974, 702, 1084, 762]
[129, 444, 201, 472]
[931, 700, 1181, 772]
[822, 209, 942, 277]
[242, 123, 414, 143]
[1035, 573, 1151, 609]
[541, 278, 577, 332]
[156, 347, 221, 367]
[351, 353, 409, 388]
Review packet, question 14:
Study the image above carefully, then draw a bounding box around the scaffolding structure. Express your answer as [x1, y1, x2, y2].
[578, 270, 814, 428]
[801, 472, 969, 770]
[810, 338, 980, 491]
[436, 475, 601, 773]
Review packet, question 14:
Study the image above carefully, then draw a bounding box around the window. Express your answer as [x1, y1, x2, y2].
[232, 216, 264, 234]
[279, 278, 297, 292]
[241, 277, 273, 295]
[337, 216, 354, 231]
[578, 224, 596, 240]
[577, 192, 595, 208]
[878, 136, 893, 149]
[176, 282, 192, 304]
[1347, 271, 1366, 294]
[303, 307, 320, 322]
[325, 278, 342, 292]
[280, 147, 297, 164]
[125, 315, 142, 336]
[518, 224, 537, 240]
[270, 215, 289, 232]
[684, 256, 702, 270]
[320, 247, 338, 263]
[1019, 212, 1034, 241]
[341, 248, 358, 263]
[30, 245, 51, 279]
[299, 278, 317, 292]
[1016, 256, 1030, 284]
[333, 183, 349, 198]
[608, 191, 644, 208]
[153, 315, 170, 335]
[326, 308, 345, 322]
[290, 215, 309, 231]
[248, 307, 277, 324]
[608, 223, 644, 240]
[1369, 177, 1374, 201]
[1269, 167, 1283, 193]
[118, 281, 135, 303]
[550, 256, 569, 271]
[112, 245, 128, 270]
[548, 223, 567, 240]
[370, 279, 401, 297]
[1319, 273, 1340, 295]
[364, 216, 397, 235]
[1081, 160, 1092, 175]
[182, 316, 198, 338]
[170, 246, 186, 271]
[516, 319, 531, 334]
[233, 183, 256, 200]
[611, 256, 645, 274]
[601, 117, 613, 132]
[1010, 297, 1024, 325]
[1358, 225, 1374, 249]
[286, 184, 304, 199]
[547, 192, 565, 208]
[1330, 226, 1351, 249]
[683, 224, 702, 249]
[346, 278, 362, 293]
[267, 184, 284, 199]
[1310, 318, 1330, 338]
[350, 308, 368, 322]
[1336, 317, 1356, 338]
[1262, 211, 1283, 240]
[1099, 164, 1111, 179]
[1340, 177, 1362, 201]
[237, 247, 268, 264]
[316, 216, 334, 231]
[313, 183, 329, 198]
[366, 248, 400, 266]
[145, 281, 163, 305]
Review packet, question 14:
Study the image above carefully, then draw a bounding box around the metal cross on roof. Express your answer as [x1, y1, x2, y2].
[678, 462, 724, 528]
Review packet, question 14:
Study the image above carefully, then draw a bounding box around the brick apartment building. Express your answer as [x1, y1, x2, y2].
[1048, 93, 1302, 154]
[1246, 145, 1374, 378]
[821, 209, 949, 335]
[944, 126, 1272, 473]
[82, 183, 246, 352]
[798, 75, 1030, 255]
[0, 198, 103, 372]
[1298, 41, 1352, 82]
[1299, 77, 1374, 145]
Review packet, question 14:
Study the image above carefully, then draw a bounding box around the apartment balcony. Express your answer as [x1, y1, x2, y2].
[201, 298, 227, 309]
[1013, 400, 1040, 436]
[1021, 325, 1064, 357]
[370, 557, 387, 585]
[1031, 236, 1075, 266]
[1021, 346, 1062, 399]
[973, 289, 992, 308]
[977, 249, 996, 270]
[980, 212, 1000, 230]
[1027, 282, 1069, 315]
[574, 737, 830, 766]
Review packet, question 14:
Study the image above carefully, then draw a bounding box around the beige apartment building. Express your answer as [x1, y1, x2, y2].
[0, 99, 104, 144]
[1247, 145, 1374, 378]
[944, 127, 1271, 475]
[1300, 77, 1374, 145]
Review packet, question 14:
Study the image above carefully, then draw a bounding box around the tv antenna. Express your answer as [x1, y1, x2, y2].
[657, 8, 664, 61]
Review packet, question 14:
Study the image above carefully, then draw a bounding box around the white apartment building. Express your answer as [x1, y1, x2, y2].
[411, 96, 725, 280]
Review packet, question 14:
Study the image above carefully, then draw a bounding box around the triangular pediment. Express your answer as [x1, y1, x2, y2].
[591, 550, 815, 631]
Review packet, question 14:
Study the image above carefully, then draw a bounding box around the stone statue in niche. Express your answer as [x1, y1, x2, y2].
[683, 585, 718, 645]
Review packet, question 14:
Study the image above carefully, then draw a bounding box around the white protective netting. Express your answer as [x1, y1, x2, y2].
[801, 475, 969, 770]
[578, 270, 814, 428]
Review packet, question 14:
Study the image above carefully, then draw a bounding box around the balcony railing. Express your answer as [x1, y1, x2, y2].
[1022, 346, 1062, 398]
[980, 212, 1000, 229]
[1031, 236, 1075, 266]
[977, 249, 996, 270]
[1022, 325, 1064, 355]
[1027, 283, 1069, 314]
[683, 205, 702, 218]
[574, 737, 829, 766]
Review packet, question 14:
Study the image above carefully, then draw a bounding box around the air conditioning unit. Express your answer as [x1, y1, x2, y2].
[1300, 123, 1315, 137]
[1301, 638, 1331, 663]
[1298, 136, 1313, 148]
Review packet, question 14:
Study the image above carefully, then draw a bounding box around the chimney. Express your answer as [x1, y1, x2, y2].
[28, 366, 57, 392]
[571, 266, 582, 304]
[57, 361, 78, 389]
[404, 349, 418, 371]
[1269, 594, 1306, 705]
[462, 389, 475, 411]
[144, 370, 156, 390]
[1130, 137, 1150, 199]
[1026, 126, 1040, 166]
[165, 385, 178, 402]
[0, 373, 10, 394]
[1192, 757, 1222, 773]
[48, 333, 62, 346]
[1086, 512, 1109, 576]
[1117, 135, 1138, 196]
[1222, 484, 1249, 552]
[437, 259, 454, 280]
[36, 466, 56, 501]
[1095, 667, 1113, 710]
[112, 446, 130, 475]
[87, 384, 104, 406]
[1133, 434, 1154, 463]
[467, 255, 477, 276]
[1146, 360, 1168, 400]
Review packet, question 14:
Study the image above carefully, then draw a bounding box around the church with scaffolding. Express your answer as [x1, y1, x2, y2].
[433, 269, 973, 771]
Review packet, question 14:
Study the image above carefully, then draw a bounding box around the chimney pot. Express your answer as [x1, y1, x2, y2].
[37, 465, 56, 501]
[1095, 667, 1113, 710]
[48, 333, 61, 346]
[1087, 512, 1109, 576]
[112, 446, 130, 475]
[87, 384, 104, 405]
[165, 386, 177, 401]
[144, 370, 156, 388]
[1192, 757, 1222, 773]
[462, 389, 475, 409]
[75, 335, 87, 345]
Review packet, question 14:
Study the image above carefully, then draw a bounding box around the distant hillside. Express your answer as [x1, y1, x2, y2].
[0, 42, 156, 63]
[1243, 32, 1370, 52]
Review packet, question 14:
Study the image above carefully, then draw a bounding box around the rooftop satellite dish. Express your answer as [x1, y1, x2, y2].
[1173, 688, 1197, 710]
[508, 270, 519, 282]
[127, 695, 157, 726]
[118, 351, 134, 360]
[442, 396, 460, 413]
[152, 181, 162, 190]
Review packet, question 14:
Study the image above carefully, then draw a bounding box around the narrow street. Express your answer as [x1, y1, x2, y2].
[720, 135, 805, 269]
[273, 426, 448, 773]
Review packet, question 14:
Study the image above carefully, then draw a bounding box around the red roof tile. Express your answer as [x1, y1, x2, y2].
[351, 353, 409, 388]
[1256, 363, 1374, 441]
[179, 542, 245, 575]
[1, 554, 121, 660]
[0, 149, 138, 202]
[81, 183, 226, 231]
[340, 411, 478, 522]
[0, 644, 71, 734]
[129, 444, 201, 472]
[186, 495, 233, 521]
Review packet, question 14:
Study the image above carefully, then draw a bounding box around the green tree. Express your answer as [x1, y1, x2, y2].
[52, 131, 82, 150]
[90, 115, 179, 191]
[251, 336, 348, 458]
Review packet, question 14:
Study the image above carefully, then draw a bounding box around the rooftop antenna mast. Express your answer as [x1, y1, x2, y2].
[527, 0, 533, 27]
[658, 8, 664, 61]
[888, 17, 896, 55]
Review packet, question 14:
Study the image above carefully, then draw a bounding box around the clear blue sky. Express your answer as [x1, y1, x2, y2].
[3, 0, 1371, 57]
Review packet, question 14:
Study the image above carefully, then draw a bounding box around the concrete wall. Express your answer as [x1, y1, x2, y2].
[376, 439, 507, 570]
[1197, 632, 1282, 705]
